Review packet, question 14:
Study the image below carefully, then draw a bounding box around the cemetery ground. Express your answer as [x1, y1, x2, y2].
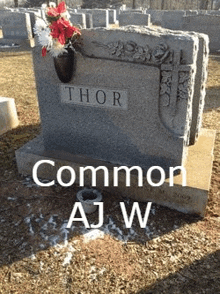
[0, 50, 219, 294]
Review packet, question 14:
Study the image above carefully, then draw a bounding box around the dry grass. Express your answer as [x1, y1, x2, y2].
[0, 49, 219, 294]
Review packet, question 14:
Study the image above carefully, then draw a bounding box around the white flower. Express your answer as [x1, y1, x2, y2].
[50, 47, 68, 57]
[38, 27, 53, 48]
[34, 18, 53, 49]
[49, 2, 56, 7]
[41, 4, 47, 9]
[50, 40, 68, 57]
[33, 18, 47, 36]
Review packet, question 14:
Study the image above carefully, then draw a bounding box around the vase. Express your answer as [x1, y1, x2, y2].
[53, 48, 76, 83]
[76, 188, 103, 214]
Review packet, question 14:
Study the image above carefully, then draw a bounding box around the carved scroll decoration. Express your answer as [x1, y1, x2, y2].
[93, 41, 194, 138]
[92, 41, 172, 65]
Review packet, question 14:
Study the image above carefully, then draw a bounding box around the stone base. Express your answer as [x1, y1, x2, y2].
[0, 97, 19, 135]
[0, 38, 35, 51]
[15, 128, 216, 217]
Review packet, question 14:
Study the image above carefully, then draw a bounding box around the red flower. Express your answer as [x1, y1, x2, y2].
[50, 18, 81, 45]
[42, 46, 47, 57]
[47, 1, 66, 17]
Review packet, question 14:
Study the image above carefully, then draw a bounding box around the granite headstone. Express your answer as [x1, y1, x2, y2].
[69, 12, 86, 29]
[32, 26, 200, 175]
[118, 13, 150, 26]
[2, 12, 32, 39]
[182, 14, 220, 52]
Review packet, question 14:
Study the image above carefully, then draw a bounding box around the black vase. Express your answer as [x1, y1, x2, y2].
[53, 48, 76, 83]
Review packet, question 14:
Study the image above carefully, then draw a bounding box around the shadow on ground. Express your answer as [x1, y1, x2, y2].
[0, 124, 204, 268]
[0, 172, 201, 268]
[136, 250, 220, 294]
[204, 54, 220, 111]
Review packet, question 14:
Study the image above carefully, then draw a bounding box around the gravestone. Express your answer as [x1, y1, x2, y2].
[2, 12, 32, 39]
[0, 97, 19, 135]
[207, 10, 220, 15]
[160, 10, 185, 30]
[0, 10, 9, 28]
[185, 10, 198, 16]
[108, 9, 117, 24]
[68, 8, 78, 13]
[89, 9, 109, 28]
[77, 9, 108, 28]
[148, 10, 186, 30]
[182, 14, 220, 52]
[0, 12, 34, 50]
[28, 10, 42, 37]
[77, 9, 93, 28]
[119, 9, 145, 14]
[16, 26, 215, 216]
[120, 4, 126, 10]
[147, 10, 164, 26]
[213, 0, 220, 9]
[69, 12, 86, 29]
[32, 26, 198, 173]
[119, 12, 150, 26]
[40, 6, 46, 20]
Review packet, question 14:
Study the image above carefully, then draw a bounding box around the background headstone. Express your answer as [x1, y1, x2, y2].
[108, 9, 116, 24]
[2, 12, 32, 40]
[77, 9, 108, 27]
[118, 12, 150, 26]
[0, 97, 19, 135]
[182, 14, 220, 52]
[69, 12, 86, 29]
[77, 9, 93, 28]
[90, 9, 109, 27]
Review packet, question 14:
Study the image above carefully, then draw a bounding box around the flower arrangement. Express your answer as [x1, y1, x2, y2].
[34, 1, 81, 57]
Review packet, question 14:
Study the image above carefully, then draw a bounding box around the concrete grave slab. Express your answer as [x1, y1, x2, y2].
[15, 128, 215, 216]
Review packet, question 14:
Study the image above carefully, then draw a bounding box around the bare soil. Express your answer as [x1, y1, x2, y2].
[0, 50, 219, 294]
